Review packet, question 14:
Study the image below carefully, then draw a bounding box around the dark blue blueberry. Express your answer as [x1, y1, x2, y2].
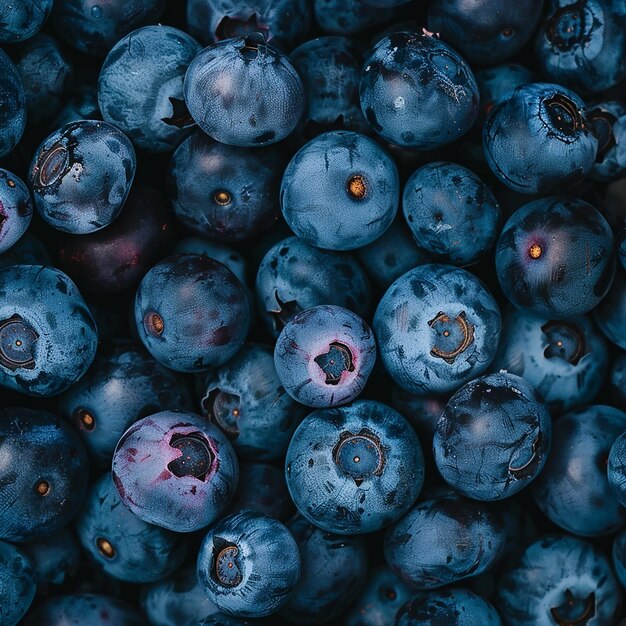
[373, 264, 501, 394]
[255, 235, 372, 338]
[535, 0, 626, 94]
[134, 254, 250, 373]
[608, 431, 626, 508]
[199, 343, 307, 460]
[0, 407, 89, 542]
[0, 264, 97, 397]
[184, 34, 304, 147]
[99, 25, 201, 152]
[59, 342, 193, 466]
[280, 515, 368, 623]
[168, 131, 284, 241]
[396, 588, 502, 626]
[593, 266, 626, 349]
[428, 0, 543, 65]
[280, 131, 399, 250]
[112, 410, 239, 532]
[197, 510, 301, 618]
[402, 162, 501, 266]
[0, 49, 26, 158]
[21, 529, 80, 587]
[611, 352, 626, 411]
[496, 534, 622, 626]
[274, 306, 376, 408]
[0, 0, 54, 43]
[483, 83, 597, 193]
[314, 0, 394, 35]
[384, 489, 506, 588]
[495, 196, 615, 317]
[0, 168, 32, 254]
[588, 100, 626, 181]
[29, 120, 136, 234]
[343, 565, 416, 626]
[76, 472, 187, 583]
[433, 372, 551, 501]
[52, 85, 101, 129]
[532, 405, 626, 536]
[0, 540, 35, 626]
[360, 32, 479, 149]
[51, 0, 166, 57]
[285, 400, 424, 534]
[612, 529, 626, 589]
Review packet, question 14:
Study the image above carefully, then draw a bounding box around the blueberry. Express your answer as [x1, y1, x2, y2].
[608, 431, 626, 508]
[314, 0, 395, 35]
[0, 48, 26, 158]
[360, 32, 479, 149]
[532, 405, 626, 536]
[0, 265, 97, 397]
[184, 33, 304, 147]
[0, 407, 89, 542]
[588, 100, 626, 181]
[274, 306, 376, 408]
[374, 264, 501, 394]
[0, 0, 54, 43]
[496, 534, 622, 626]
[483, 83, 597, 193]
[495, 196, 615, 317]
[402, 162, 501, 266]
[280, 131, 399, 250]
[197, 510, 301, 617]
[593, 266, 626, 349]
[0, 540, 36, 626]
[21, 529, 80, 587]
[0, 168, 32, 254]
[285, 400, 424, 534]
[491, 308, 608, 414]
[134, 254, 250, 373]
[168, 131, 284, 241]
[433, 372, 551, 501]
[112, 410, 239, 532]
[200, 343, 307, 460]
[29, 120, 136, 234]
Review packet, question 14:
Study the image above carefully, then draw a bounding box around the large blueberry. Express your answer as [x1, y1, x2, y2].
[0, 540, 36, 626]
[593, 266, 626, 349]
[0, 0, 54, 43]
[0, 49, 26, 158]
[0, 168, 32, 254]
[285, 400, 424, 534]
[374, 264, 501, 394]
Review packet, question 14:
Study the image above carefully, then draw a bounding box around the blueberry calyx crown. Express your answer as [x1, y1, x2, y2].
[347, 175, 367, 200]
[0, 314, 39, 371]
[237, 33, 266, 61]
[333, 428, 385, 487]
[215, 14, 269, 43]
[428, 311, 475, 364]
[314, 342, 355, 385]
[550, 589, 595, 626]
[75, 408, 96, 431]
[167, 432, 214, 481]
[541, 321, 586, 365]
[203, 389, 241, 437]
[542, 94, 585, 135]
[212, 537, 243, 588]
[35, 480, 50, 496]
[96, 537, 115, 559]
[213, 190, 231, 206]
[547, 3, 585, 51]
[143, 311, 164, 337]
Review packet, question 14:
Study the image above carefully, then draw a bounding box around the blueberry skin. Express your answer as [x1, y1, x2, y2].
[0, 49, 26, 158]
[593, 267, 626, 349]
[168, 131, 283, 241]
[396, 589, 502, 626]
[275, 306, 376, 408]
[360, 32, 479, 149]
[588, 101, 626, 181]
[199, 343, 307, 460]
[99, 26, 201, 153]
[0, 540, 35, 626]
[612, 353, 626, 411]
[402, 162, 501, 266]
[374, 264, 501, 395]
[609, 432, 626, 508]
[0, 264, 97, 397]
[174, 237, 247, 284]
[535, 0, 626, 94]
[496, 534, 622, 626]
[280, 515, 367, 624]
[281, 131, 399, 250]
[0, 0, 54, 43]
[428, 0, 543, 66]
[112, 410, 239, 532]
[495, 196, 615, 318]
[532, 405, 626, 536]
[134, 254, 250, 373]
[59, 342, 193, 467]
[255, 236, 372, 338]
[51, 0, 166, 57]
[285, 400, 424, 534]
[491, 308, 608, 414]
[29, 120, 136, 234]
[384, 489, 506, 589]
[0, 231, 51, 268]
[483, 83, 597, 194]
[314, 0, 394, 35]
[184, 34, 304, 147]
[0, 407, 89, 543]
[76, 473, 187, 583]
[343, 565, 416, 626]
[197, 510, 301, 618]
[141, 565, 221, 626]
[0, 168, 32, 254]
[21, 529, 80, 587]
[186, 0, 311, 48]
[433, 372, 551, 501]
[612, 529, 626, 588]
[23, 594, 144, 626]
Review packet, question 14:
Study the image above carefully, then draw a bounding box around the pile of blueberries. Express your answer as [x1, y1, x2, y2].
[4, 0, 626, 624]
